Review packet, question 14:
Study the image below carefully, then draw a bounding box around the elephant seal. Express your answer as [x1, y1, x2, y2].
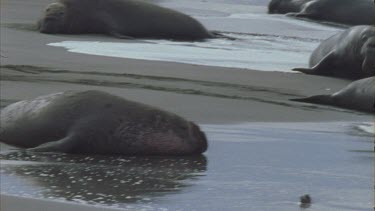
[268, 0, 375, 25]
[0, 90, 208, 155]
[291, 77, 375, 113]
[293, 25, 375, 78]
[37, 0, 214, 41]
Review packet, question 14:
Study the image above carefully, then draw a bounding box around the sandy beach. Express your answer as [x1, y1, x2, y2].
[1, 0, 372, 123]
[1, 0, 374, 210]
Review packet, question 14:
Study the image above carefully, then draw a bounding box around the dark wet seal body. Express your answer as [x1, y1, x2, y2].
[268, 0, 375, 26]
[293, 25, 375, 79]
[37, 0, 214, 41]
[291, 77, 375, 113]
[0, 90, 208, 155]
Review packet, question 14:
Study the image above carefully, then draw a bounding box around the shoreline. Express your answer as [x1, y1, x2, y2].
[1, 0, 374, 210]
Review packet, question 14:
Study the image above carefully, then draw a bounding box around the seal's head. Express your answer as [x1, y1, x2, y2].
[187, 122, 208, 154]
[38, 2, 66, 34]
[136, 116, 208, 155]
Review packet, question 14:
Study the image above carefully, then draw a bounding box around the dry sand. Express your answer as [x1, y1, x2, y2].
[0, 0, 373, 210]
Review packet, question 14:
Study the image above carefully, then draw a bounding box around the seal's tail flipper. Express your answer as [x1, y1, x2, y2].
[28, 135, 76, 153]
[290, 95, 334, 106]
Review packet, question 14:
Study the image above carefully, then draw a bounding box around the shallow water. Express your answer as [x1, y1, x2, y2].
[46, 0, 344, 72]
[1, 122, 373, 211]
[49, 32, 318, 72]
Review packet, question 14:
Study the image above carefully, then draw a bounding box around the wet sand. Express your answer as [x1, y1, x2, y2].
[1, 195, 124, 211]
[0, 0, 374, 210]
[1, 122, 373, 210]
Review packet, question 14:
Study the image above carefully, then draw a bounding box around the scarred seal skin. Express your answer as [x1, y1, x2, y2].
[0, 90, 208, 155]
[268, 0, 375, 26]
[293, 25, 375, 79]
[37, 0, 215, 41]
[291, 77, 375, 113]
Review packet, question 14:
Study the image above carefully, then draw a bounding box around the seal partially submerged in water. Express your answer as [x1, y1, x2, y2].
[291, 77, 375, 113]
[37, 0, 216, 41]
[293, 25, 375, 78]
[268, 0, 375, 25]
[0, 90, 208, 155]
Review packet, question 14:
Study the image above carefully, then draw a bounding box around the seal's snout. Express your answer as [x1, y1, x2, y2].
[189, 122, 208, 154]
[39, 16, 63, 34]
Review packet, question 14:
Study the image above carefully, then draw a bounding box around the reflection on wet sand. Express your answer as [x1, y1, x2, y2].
[0, 151, 207, 206]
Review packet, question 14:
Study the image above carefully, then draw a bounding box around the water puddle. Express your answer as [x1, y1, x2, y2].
[1, 122, 372, 210]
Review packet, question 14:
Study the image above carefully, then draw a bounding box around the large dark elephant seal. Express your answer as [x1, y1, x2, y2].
[37, 0, 214, 41]
[0, 90, 208, 155]
[293, 25, 375, 78]
[291, 77, 375, 113]
[268, 0, 375, 25]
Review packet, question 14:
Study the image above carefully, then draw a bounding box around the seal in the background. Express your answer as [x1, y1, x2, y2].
[291, 77, 375, 113]
[293, 25, 375, 78]
[37, 0, 215, 41]
[268, 0, 374, 25]
[0, 90, 208, 155]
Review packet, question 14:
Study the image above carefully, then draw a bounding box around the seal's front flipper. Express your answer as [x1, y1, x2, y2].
[292, 67, 315, 74]
[293, 52, 335, 75]
[98, 12, 135, 40]
[362, 55, 375, 76]
[109, 31, 135, 39]
[290, 95, 334, 106]
[28, 135, 77, 153]
[286, 12, 316, 20]
[286, 12, 309, 18]
[285, 12, 299, 17]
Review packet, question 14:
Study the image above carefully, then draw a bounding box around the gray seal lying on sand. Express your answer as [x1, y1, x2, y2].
[291, 77, 375, 113]
[293, 25, 375, 79]
[268, 0, 375, 25]
[37, 0, 218, 41]
[0, 90, 208, 155]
